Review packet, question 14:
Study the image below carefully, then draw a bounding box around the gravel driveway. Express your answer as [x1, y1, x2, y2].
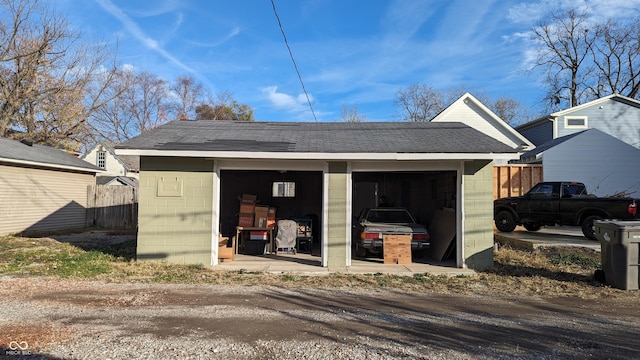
[2, 276, 639, 359]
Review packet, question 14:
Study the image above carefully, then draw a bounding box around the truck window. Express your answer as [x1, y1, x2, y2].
[563, 184, 586, 196]
[529, 183, 560, 198]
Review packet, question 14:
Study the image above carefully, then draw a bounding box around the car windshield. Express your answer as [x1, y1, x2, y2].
[366, 209, 414, 223]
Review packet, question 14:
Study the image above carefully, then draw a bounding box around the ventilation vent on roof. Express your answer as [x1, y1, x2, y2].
[20, 139, 33, 146]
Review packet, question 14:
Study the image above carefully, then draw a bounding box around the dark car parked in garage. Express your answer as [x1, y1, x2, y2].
[353, 207, 430, 257]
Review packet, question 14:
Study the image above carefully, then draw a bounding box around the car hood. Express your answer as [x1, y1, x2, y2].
[495, 196, 524, 204]
[361, 222, 427, 233]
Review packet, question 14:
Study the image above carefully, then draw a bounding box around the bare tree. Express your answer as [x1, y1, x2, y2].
[340, 103, 366, 122]
[589, 19, 640, 99]
[395, 84, 527, 124]
[395, 84, 445, 122]
[172, 75, 206, 120]
[493, 97, 523, 124]
[531, 9, 598, 110]
[0, 0, 121, 151]
[90, 69, 170, 144]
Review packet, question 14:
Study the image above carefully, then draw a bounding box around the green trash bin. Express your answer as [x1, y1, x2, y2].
[594, 220, 640, 290]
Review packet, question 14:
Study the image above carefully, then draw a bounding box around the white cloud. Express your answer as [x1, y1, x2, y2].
[186, 26, 241, 47]
[508, 0, 640, 25]
[121, 63, 136, 73]
[261, 86, 313, 113]
[96, 0, 195, 74]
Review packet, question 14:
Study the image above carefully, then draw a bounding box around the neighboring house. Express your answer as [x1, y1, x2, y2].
[516, 94, 640, 149]
[116, 95, 522, 271]
[432, 93, 535, 157]
[519, 129, 640, 197]
[0, 137, 102, 235]
[82, 142, 140, 180]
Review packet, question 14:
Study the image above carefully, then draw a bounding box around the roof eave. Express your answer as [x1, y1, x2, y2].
[550, 94, 640, 117]
[116, 149, 520, 161]
[0, 157, 104, 173]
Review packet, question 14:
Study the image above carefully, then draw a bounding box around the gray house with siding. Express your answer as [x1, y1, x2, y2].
[116, 116, 520, 272]
[515, 94, 640, 197]
[519, 129, 640, 197]
[0, 137, 102, 235]
[516, 94, 640, 149]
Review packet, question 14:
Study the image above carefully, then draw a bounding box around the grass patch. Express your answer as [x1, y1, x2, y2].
[101, 239, 137, 260]
[546, 249, 601, 268]
[0, 237, 115, 277]
[0, 232, 628, 299]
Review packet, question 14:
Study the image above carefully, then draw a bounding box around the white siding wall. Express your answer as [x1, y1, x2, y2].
[0, 164, 94, 235]
[84, 147, 127, 177]
[432, 99, 522, 148]
[543, 130, 640, 197]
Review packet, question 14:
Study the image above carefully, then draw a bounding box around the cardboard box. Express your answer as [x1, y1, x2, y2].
[218, 237, 234, 261]
[397, 249, 412, 265]
[240, 202, 256, 214]
[218, 236, 229, 246]
[254, 205, 269, 227]
[241, 194, 257, 203]
[238, 213, 254, 227]
[219, 247, 234, 261]
[383, 235, 411, 264]
[250, 231, 268, 240]
[383, 244, 399, 264]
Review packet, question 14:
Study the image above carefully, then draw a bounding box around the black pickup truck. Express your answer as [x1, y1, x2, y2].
[494, 181, 638, 239]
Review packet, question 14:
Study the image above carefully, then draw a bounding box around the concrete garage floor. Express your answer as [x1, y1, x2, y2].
[216, 252, 474, 275]
[216, 226, 600, 275]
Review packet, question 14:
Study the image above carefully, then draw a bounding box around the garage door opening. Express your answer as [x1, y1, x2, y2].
[352, 171, 458, 264]
[219, 170, 323, 265]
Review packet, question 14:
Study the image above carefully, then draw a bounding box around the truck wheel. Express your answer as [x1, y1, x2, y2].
[581, 215, 602, 240]
[523, 223, 541, 231]
[495, 211, 517, 232]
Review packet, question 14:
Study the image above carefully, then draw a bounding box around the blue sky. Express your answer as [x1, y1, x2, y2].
[57, 0, 640, 123]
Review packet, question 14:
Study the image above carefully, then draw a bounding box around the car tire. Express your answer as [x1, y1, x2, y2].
[523, 223, 541, 232]
[413, 250, 426, 258]
[581, 215, 602, 240]
[355, 243, 368, 258]
[495, 211, 517, 232]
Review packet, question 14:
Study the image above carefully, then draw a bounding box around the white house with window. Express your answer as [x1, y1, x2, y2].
[81, 143, 139, 186]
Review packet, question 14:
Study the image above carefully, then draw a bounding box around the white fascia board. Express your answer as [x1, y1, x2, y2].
[0, 157, 103, 173]
[115, 149, 519, 161]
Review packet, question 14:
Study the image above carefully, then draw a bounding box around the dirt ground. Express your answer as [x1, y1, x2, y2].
[2, 230, 640, 359]
[2, 276, 640, 359]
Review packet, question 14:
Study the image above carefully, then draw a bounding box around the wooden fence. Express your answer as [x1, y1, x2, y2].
[86, 185, 138, 229]
[493, 165, 543, 200]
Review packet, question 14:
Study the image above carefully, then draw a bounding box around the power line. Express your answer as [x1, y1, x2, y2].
[270, 0, 318, 122]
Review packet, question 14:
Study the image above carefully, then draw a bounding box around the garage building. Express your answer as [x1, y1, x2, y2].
[117, 112, 522, 271]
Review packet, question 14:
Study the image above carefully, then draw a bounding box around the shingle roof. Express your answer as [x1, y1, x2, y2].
[518, 130, 587, 162]
[117, 120, 517, 154]
[118, 155, 140, 171]
[96, 175, 139, 187]
[0, 137, 102, 172]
